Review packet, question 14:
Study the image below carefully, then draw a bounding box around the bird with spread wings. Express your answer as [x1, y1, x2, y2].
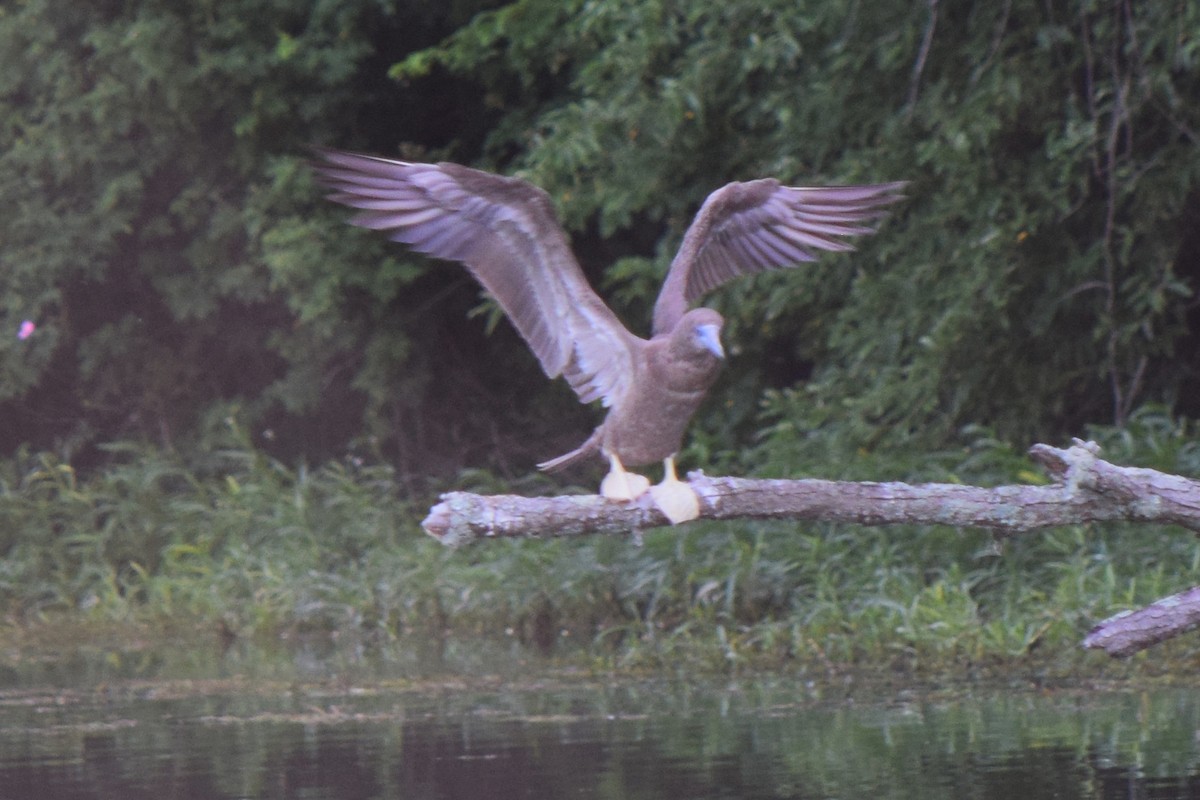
[314, 149, 904, 523]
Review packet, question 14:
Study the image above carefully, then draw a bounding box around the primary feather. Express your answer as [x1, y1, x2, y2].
[314, 149, 638, 410]
[652, 179, 906, 335]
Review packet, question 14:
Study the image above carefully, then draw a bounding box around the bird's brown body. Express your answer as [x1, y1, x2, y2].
[541, 307, 725, 471]
[313, 148, 904, 505]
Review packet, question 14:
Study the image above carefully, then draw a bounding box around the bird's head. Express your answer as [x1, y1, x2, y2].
[675, 308, 725, 361]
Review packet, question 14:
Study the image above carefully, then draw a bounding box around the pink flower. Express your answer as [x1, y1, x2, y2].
[17, 320, 35, 340]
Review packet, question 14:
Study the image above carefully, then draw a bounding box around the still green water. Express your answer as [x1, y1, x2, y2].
[0, 636, 1196, 799]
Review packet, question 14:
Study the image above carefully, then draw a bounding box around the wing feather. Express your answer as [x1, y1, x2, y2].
[313, 148, 638, 409]
[653, 178, 906, 334]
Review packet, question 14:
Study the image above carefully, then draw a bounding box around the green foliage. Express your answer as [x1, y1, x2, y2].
[3, 418, 1200, 674]
[0, 0, 507, 471]
[0, 431, 431, 632]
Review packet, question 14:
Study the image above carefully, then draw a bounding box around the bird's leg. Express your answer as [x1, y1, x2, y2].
[648, 456, 701, 524]
[599, 452, 651, 502]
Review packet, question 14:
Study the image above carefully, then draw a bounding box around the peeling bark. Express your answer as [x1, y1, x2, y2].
[421, 439, 1200, 656]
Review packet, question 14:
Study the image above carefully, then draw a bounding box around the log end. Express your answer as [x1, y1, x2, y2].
[422, 492, 487, 547]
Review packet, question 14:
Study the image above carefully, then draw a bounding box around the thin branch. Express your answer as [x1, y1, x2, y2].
[904, 0, 939, 119]
[967, 0, 1012, 89]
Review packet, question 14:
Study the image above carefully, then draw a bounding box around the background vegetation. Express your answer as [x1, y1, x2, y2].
[1, 0, 1199, 672]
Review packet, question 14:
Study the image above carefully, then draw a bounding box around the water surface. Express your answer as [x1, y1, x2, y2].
[0, 637, 1196, 799]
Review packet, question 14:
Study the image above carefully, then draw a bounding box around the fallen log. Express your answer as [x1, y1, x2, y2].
[422, 439, 1200, 656]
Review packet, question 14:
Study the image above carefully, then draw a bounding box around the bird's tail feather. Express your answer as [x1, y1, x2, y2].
[537, 430, 601, 472]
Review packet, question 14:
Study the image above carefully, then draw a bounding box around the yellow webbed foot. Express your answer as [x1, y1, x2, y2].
[600, 452, 651, 501]
[648, 456, 701, 524]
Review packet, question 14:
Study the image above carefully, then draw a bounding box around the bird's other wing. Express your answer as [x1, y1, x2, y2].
[652, 179, 906, 335]
[313, 148, 638, 408]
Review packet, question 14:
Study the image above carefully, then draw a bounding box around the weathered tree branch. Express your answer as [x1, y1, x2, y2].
[422, 439, 1200, 656]
[423, 440, 1200, 543]
[1083, 587, 1200, 657]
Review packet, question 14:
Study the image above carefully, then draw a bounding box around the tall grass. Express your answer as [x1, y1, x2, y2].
[1, 408, 1198, 675]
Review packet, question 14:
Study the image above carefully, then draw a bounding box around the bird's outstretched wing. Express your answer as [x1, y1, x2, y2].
[653, 179, 906, 335]
[313, 149, 637, 408]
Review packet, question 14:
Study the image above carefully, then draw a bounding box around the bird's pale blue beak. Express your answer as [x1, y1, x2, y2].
[696, 323, 724, 359]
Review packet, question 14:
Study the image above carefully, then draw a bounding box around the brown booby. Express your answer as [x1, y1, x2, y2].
[314, 149, 904, 522]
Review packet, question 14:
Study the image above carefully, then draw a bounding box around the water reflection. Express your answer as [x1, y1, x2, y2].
[0, 640, 1197, 799]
